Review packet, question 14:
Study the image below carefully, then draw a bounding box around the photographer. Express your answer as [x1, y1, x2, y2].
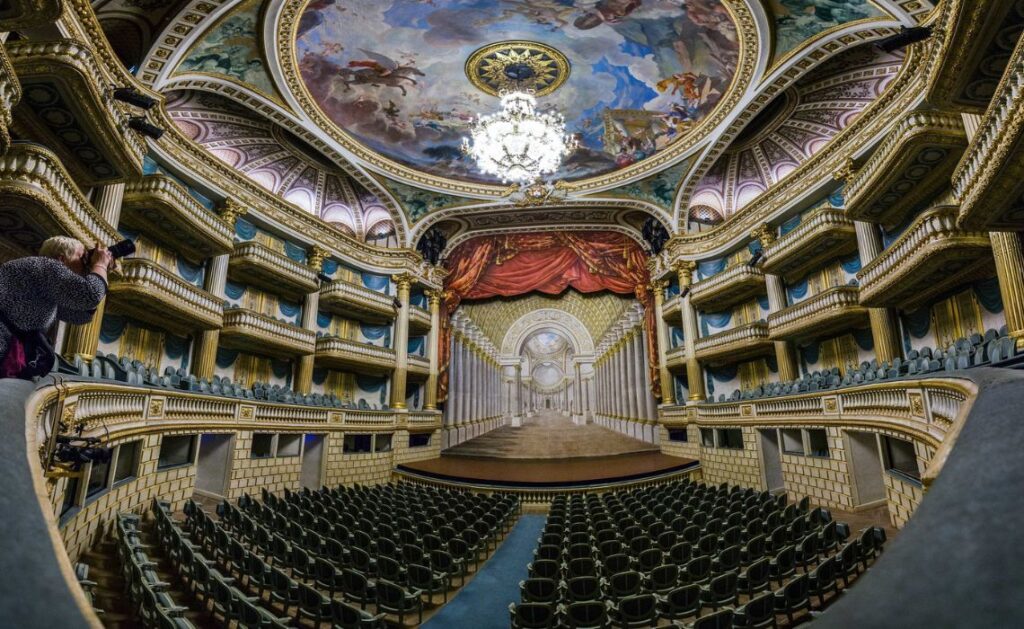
[0, 236, 116, 379]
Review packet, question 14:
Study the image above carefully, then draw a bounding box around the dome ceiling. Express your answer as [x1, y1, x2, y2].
[165, 90, 397, 243]
[294, 0, 742, 184]
[688, 43, 905, 224]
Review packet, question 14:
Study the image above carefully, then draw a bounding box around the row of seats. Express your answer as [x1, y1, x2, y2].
[713, 326, 1020, 403]
[116, 511, 195, 628]
[510, 481, 887, 628]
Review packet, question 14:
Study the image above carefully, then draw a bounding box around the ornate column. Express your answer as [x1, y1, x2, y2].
[675, 261, 706, 402]
[424, 290, 441, 409]
[991, 232, 1024, 348]
[855, 221, 904, 363]
[639, 329, 657, 419]
[294, 246, 327, 394]
[754, 225, 800, 381]
[625, 329, 640, 419]
[651, 280, 676, 405]
[63, 183, 127, 361]
[389, 274, 414, 409]
[632, 328, 648, 419]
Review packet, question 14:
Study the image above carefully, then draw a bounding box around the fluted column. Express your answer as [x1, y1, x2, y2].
[64, 183, 127, 361]
[424, 290, 441, 409]
[674, 261, 706, 402]
[187, 253, 231, 379]
[855, 221, 903, 363]
[293, 246, 327, 394]
[625, 329, 640, 419]
[765, 273, 800, 381]
[639, 329, 657, 418]
[632, 329, 648, 419]
[389, 274, 414, 409]
[651, 281, 676, 405]
[991, 232, 1024, 348]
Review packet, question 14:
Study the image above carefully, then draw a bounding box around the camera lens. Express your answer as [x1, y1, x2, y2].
[108, 239, 136, 260]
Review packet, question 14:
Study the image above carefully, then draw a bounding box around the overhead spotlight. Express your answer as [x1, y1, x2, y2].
[128, 116, 165, 140]
[877, 26, 933, 53]
[748, 251, 763, 267]
[112, 87, 157, 110]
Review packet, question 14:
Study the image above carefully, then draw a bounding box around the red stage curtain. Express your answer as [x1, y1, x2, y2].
[438, 231, 660, 403]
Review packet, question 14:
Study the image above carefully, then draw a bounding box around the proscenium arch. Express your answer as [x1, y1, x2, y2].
[500, 309, 595, 359]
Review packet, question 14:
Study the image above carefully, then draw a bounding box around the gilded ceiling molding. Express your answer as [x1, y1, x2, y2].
[672, 21, 906, 226]
[267, 0, 761, 198]
[137, 0, 239, 88]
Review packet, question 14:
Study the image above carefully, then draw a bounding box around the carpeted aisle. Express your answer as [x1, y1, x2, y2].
[422, 514, 545, 629]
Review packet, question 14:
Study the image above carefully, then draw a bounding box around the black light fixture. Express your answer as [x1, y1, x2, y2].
[112, 87, 157, 110]
[878, 26, 933, 53]
[748, 251, 763, 267]
[128, 116, 165, 140]
[680, 286, 690, 298]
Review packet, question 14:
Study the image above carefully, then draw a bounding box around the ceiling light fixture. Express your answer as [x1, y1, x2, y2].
[462, 63, 576, 184]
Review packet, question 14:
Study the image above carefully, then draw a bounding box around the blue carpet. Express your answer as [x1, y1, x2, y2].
[422, 514, 545, 629]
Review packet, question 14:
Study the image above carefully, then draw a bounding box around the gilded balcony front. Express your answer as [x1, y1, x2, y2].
[0, 42, 22, 155]
[122, 175, 234, 263]
[690, 265, 765, 311]
[857, 206, 992, 310]
[228, 241, 319, 300]
[761, 207, 857, 282]
[768, 285, 868, 344]
[409, 305, 431, 335]
[108, 258, 224, 334]
[0, 142, 118, 257]
[662, 294, 682, 322]
[7, 39, 144, 185]
[315, 336, 396, 376]
[845, 111, 967, 228]
[219, 308, 316, 359]
[694, 321, 773, 365]
[320, 278, 396, 323]
[408, 354, 431, 378]
[953, 34, 1024, 230]
[665, 345, 687, 371]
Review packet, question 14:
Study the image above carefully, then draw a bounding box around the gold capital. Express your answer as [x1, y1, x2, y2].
[308, 245, 329, 271]
[394, 273, 416, 291]
[832, 157, 856, 183]
[673, 260, 697, 288]
[751, 223, 776, 247]
[424, 288, 442, 307]
[219, 198, 248, 226]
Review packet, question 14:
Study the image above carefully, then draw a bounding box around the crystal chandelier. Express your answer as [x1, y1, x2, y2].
[462, 90, 577, 184]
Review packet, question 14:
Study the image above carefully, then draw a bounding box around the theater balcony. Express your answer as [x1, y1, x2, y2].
[408, 353, 431, 378]
[694, 321, 773, 365]
[858, 205, 993, 310]
[319, 278, 396, 324]
[665, 345, 687, 371]
[314, 336, 396, 376]
[953, 36, 1024, 230]
[219, 308, 316, 359]
[689, 265, 765, 311]
[662, 293, 682, 322]
[761, 207, 858, 283]
[845, 110, 968, 228]
[108, 258, 224, 334]
[0, 42, 21, 155]
[228, 241, 319, 301]
[0, 143, 119, 257]
[122, 175, 234, 263]
[768, 285, 868, 344]
[6, 39, 144, 185]
[409, 305, 432, 335]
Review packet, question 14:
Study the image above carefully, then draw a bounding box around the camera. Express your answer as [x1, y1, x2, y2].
[85, 239, 135, 268]
[54, 435, 111, 469]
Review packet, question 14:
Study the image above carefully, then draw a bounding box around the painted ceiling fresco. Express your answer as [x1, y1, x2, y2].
[165, 90, 396, 242]
[295, 0, 740, 184]
[768, 0, 884, 65]
[688, 43, 904, 223]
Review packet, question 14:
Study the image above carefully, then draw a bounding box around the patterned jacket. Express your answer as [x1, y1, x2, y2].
[0, 256, 107, 358]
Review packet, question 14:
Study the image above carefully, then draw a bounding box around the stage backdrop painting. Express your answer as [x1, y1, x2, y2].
[438, 231, 659, 403]
[295, 0, 740, 183]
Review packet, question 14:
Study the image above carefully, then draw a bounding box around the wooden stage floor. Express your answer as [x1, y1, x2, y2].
[398, 452, 697, 488]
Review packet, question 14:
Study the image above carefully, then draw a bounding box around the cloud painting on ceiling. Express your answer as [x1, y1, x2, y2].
[296, 0, 740, 184]
[769, 0, 883, 64]
[177, 0, 281, 102]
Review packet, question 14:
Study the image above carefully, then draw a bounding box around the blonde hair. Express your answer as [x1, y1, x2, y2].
[39, 236, 84, 260]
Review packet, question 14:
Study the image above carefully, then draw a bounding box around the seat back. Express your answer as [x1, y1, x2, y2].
[522, 577, 559, 603]
[513, 602, 554, 629]
[565, 601, 608, 628]
[692, 608, 734, 629]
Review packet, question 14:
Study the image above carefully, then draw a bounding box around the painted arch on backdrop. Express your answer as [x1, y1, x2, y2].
[438, 230, 658, 403]
[500, 309, 596, 357]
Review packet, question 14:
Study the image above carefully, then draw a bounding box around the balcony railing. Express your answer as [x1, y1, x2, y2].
[409, 305, 432, 335]
[220, 308, 316, 358]
[694, 321, 772, 364]
[665, 345, 687, 371]
[857, 206, 992, 310]
[228, 241, 319, 300]
[408, 354, 431, 377]
[315, 336, 396, 375]
[762, 207, 857, 282]
[0, 42, 21, 155]
[952, 34, 1024, 230]
[662, 294, 682, 322]
[768, 285, 868, 343]
[690, 265, 765, 311]
[108, 258, 223, 333]
[845, 110, 968, 228]
[122, 175, 233, 262]
[6, 38, 144, 184]
[320, 279, 395, 323]
[0, 143, 119, 255]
